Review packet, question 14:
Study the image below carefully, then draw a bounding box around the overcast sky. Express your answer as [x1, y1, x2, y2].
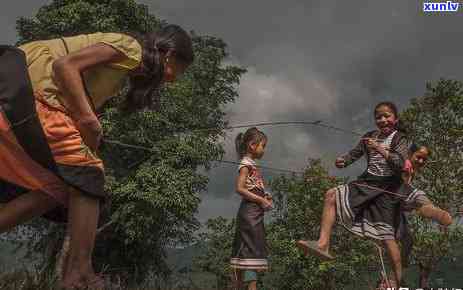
[2, 1, 462, 222]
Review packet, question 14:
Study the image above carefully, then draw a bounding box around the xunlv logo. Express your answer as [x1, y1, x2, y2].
[423, 1, 460, 12]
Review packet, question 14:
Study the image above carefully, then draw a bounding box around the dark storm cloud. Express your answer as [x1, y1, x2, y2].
[1, 1, 48, 44]
[2, 1, 462, 222]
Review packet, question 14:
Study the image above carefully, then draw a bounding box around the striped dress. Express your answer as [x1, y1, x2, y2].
[335, 130, 409, 240]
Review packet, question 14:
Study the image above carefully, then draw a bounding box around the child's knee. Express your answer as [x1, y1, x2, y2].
[324, 188, 336, 204]
[387, 247, 402, 266]
[391, 253, 402, 267]
[325, 188, 336, 205]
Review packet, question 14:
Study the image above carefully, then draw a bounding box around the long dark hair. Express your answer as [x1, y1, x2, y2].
[121, 24, 194, 113]
[374, 101, 407, 133]
[409, 143, 431, 157]
[235, 127, 267, 159]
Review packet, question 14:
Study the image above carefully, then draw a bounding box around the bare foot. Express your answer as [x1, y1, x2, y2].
[439, 211, 453, 226]
[376, 277, 398, 290]
[317, 240, 329, 253]
[60, 272, 85, 290]
[296, 240, 309, 256]
[61, 269, 105, 290]
[296, 240, 334, 260]
[62, 275, 112, 290]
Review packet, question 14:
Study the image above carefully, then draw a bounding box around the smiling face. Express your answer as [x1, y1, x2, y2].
[410, 147, 430, 170]
[374, 105, 398, 135]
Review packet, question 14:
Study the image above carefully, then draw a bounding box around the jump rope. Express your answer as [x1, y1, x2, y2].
[103, 120, 409, 199]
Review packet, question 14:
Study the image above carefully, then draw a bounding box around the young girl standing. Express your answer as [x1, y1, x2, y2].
[297, 102, 408, 287]
[230, 127, 272, 290]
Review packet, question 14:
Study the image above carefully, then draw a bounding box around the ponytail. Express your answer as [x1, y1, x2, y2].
[234, 127, 267, 159]
[235, 133, 245, 159]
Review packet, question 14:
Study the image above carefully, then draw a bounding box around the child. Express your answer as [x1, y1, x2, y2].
[397, 144, 452, 264]
[297, 101, 408, 287]
[230, 127, 272, 290]
[375, 144, 453, 288]
[402, 144, 452, 227]
[0, 25, 193, 289]
[400, 144, 452, 226]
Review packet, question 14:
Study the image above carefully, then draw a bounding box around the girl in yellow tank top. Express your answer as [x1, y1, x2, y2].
[0, 25, 193, 289]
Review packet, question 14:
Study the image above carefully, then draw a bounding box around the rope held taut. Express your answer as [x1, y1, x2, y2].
[103, 138, 410, 200]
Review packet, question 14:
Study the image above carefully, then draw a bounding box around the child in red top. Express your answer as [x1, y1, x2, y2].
[399, 144, 452, 225]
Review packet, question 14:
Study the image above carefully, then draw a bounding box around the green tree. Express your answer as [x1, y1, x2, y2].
[194, 217, 235, 290]
[401, 79, 463, 288]
[16, 0, 245, 284]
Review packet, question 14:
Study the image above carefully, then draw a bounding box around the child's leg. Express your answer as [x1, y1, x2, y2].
[244, 271, 257, 290]
[0, 190, 59, 233]
[61, 188, 101, 289]
[382, 239, 402, 287]
[248, 281, 257, 290]
[318, 188, 337, 251]
[231, 269, 243, 290]
[297, 188, 336, 260]
[417, 204, 452, 226]
[296, 188, 336, 259]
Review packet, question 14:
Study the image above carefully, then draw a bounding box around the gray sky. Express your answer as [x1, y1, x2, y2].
[3, 1, 462, 223]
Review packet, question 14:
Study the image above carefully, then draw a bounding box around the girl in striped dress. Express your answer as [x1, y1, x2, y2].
[297, 101, 408, 287]
[230, 127, 273, 290]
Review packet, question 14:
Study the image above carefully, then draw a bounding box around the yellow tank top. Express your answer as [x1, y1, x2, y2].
[19, 32, 142, 110]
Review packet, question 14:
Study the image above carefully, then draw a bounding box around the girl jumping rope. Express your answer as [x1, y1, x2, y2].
[297, 101, 409, 287]
[230, 127, 273, 290]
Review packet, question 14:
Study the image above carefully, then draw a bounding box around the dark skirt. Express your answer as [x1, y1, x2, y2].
[230, 191, 268, 271]
[335, 172, 402, 240]
[0, 46, 105, 222]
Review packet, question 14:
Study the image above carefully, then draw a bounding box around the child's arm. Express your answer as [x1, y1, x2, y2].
[337, 136, 366, 168]
[366, 134, 408, 173]
[236, 167, 272, 209]
[386, 135, 408, 173]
